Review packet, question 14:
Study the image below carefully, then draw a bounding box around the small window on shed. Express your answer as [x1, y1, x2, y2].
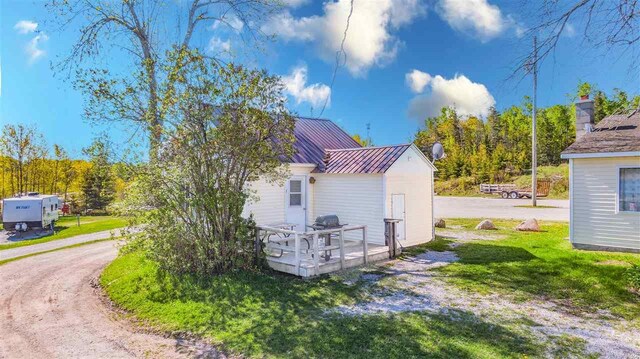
[51, 204, 54, 211]
[619, 168, 640, 212]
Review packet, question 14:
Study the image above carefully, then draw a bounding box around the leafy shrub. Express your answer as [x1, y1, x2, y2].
[626, 265, 640, 292]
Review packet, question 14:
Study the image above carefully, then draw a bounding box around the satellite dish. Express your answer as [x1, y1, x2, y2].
[432, 142, 445, 161]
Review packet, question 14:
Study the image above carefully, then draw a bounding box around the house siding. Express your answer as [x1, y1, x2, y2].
[243, 165, 314, 227]
[571, 156, 640, 251]
[384, 146, 435, 246]
[312, 174, 386, 244]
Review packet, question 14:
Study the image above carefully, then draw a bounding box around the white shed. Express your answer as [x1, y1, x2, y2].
[243, 117, 436, 249]
[561, 99, 640, 253]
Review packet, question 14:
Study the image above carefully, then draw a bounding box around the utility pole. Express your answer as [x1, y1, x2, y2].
[531, 36, 538, 207]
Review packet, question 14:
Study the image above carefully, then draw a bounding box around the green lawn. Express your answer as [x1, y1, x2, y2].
[0, 216, 127, 250]
[431, 219, 640, 320]
[102, 252, 543, 358]
[101, 220, 640, 357]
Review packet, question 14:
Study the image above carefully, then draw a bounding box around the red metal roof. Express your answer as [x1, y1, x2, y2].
[315, 144, 412, 174]
[290, 117, 362, 165]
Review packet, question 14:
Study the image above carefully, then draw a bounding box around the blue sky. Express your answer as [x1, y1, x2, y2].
[1, 0, 638, 158]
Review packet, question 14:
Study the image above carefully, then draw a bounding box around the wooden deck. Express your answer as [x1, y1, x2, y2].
[267, 241, 389, 277]
[257, 224, 390, 278]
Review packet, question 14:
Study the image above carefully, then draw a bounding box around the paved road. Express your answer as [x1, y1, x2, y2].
[434, 196, 569, 221]
[0, 240, 220, 358]
[0, 229, 121, 262]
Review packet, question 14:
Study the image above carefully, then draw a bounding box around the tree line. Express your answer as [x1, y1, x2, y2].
[0, 124, 122, 213]
[413, 84, 640, 184]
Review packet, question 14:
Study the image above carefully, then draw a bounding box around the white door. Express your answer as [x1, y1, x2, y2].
[286, 176, 306, 231]
[391, 194, 406, 243]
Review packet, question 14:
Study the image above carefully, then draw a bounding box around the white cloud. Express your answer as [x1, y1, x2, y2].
[282, 0, 310, 7]
[207, 37, 231, 54]
[26, 33, 48, 64]
[211, 14, 244, 33]
[405, 69, 432, 93]
[14, 20, 38, 34]
[282, 65, 331, 109]
[407, 72, 495, 119]
[563, 23, 576, 38]
[262, 0, 425, 76]
[436, 0, 520, 42]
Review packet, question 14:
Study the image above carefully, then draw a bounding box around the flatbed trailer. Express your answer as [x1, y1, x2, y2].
[480, 179, 551, 199]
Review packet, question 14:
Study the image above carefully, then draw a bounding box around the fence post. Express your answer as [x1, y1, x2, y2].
[313, 233, 320, 275]
[254, 227, 261, 266]
[339, 229, 345, 269]
[294, 233, 300, 276]
[362, 226, 368, 264]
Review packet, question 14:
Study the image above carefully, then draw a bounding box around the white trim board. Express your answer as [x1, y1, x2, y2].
[561, 151, 640, 159]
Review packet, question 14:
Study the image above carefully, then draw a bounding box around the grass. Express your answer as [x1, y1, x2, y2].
[436, 218, 640, 320]
[0, 237, 115, 266]
[0, 216, 127, 250]
[101, 219, 640, 357]
[102, 252, 544, 358]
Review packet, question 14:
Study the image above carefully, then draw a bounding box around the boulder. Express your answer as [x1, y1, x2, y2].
[516, 218, 540, 232]
[475, 219, 497, 230]
[434, 218, 446, 228]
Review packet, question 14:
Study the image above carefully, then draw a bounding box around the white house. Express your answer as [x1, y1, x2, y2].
[561, 98, 640, 253]
[243, 117, 436, 249]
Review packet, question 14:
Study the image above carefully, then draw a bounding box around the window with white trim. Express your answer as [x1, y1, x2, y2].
[619, 167, 640, 212]
[289, 180, 302, 206]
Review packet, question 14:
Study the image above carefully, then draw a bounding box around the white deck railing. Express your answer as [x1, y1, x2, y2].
[256, 224, 368, 276]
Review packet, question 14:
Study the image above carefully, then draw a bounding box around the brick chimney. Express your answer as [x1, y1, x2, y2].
[575, 96, 595, 139]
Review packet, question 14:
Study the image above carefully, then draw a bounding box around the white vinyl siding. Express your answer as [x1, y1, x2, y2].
[571, 156, 640, 251]
[313, 174, 386, 244]
[243, 178, 285, 225]
[243, 165, 314, 226]
[384, 146, 435, 246]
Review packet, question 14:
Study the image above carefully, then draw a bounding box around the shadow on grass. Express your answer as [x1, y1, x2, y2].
[105, 252, 543, 358]
[442, 242, 640, 316]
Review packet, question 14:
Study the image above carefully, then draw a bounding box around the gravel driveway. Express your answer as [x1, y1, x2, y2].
[0, 229, 120, 262]
[0, 241, 219, 358]
[435, 196, 569, 221]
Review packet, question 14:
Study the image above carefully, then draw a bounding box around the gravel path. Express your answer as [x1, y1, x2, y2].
[0, 241, 222, 358]
[333, 250, 640, 359]
[0, 229, 121, 262]
[435, 196, 569, 221]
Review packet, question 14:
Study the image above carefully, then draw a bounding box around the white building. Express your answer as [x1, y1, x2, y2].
[244, 117, 436, 249]
[561, 98, 640, 253]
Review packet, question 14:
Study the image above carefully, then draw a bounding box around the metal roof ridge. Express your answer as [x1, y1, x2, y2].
[325, 143, 411, 152]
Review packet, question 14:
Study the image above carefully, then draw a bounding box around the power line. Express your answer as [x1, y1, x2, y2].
[318, 0, 354, 118]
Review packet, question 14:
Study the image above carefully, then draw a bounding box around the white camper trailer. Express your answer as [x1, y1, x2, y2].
[2, 194, 59, 231]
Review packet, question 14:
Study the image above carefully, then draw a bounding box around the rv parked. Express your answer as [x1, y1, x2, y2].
[1, 194, 59, 231]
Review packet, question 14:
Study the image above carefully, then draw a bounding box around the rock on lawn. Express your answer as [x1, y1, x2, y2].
[516, 218, 540, 232]
[435, 218, 446, 228]
[475, 219, 497, 230]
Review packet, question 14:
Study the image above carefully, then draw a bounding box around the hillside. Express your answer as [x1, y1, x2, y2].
[435, 164, 569, 199]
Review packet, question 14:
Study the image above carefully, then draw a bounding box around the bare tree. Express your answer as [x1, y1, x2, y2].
[517, 1, 639, 75]
[46, 0, 282, 162]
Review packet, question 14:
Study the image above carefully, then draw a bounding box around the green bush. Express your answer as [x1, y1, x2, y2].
[626, 265, 640, 291]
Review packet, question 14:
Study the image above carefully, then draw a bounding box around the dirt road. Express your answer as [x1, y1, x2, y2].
[0, 229, 119, 262]
[0, 241, 219, 358]
[434, 196, 569, 221]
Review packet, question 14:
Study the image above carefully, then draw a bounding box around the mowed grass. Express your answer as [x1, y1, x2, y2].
[101, 220, 640, 357]
[434, 219, 640, 320]
[0, 216, 127, 250]
[102, 252, 544, 358]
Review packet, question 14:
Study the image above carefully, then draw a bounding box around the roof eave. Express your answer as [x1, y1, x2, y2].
[560, 151, 640, 159]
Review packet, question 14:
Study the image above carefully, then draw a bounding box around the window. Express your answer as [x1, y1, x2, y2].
[619, 167, 640, 212]
[289, 180, 302, 206]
